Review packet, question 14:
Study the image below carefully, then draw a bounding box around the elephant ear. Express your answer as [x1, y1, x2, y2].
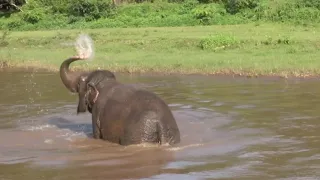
[87, 82, 99, 104]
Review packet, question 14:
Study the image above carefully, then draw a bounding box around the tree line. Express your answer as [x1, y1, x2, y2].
[1, 0, 320, 31]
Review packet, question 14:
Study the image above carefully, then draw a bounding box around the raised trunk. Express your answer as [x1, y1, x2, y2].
[59, 56, 87, 93]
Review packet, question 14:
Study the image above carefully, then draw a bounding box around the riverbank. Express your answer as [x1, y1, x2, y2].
[1, 23, 320, 78]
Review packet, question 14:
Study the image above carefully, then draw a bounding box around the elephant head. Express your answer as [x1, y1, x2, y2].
[76, 70, 116, 114]
[60, 55, 117, 114]
[59, 56, 89, 93]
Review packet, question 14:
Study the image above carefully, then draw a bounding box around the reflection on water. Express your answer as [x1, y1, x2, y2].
[0, 70, 319, 180]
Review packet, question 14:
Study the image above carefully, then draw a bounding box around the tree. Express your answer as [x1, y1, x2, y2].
[0, 0, 27, 12]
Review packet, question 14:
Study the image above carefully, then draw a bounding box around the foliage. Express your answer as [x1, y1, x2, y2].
[199, 34, 242, 51]
[0, 29, 10, 47]
[222, 0, 259, 14]
[191, 3, 226, 25]
[297, 0, 320, 9]
[1, 0, 320, 31]
[0, 0, 27, 12]
[67, 0, 115, 21]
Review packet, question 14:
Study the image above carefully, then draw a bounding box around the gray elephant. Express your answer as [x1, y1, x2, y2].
[59, 56, 116, 114]
[59, 56, 181, 146]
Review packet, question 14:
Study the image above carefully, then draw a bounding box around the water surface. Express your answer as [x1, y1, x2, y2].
[0, 70, 319, 180]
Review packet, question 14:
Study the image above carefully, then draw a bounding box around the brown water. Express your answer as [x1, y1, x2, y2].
[0, 70, 319, 180]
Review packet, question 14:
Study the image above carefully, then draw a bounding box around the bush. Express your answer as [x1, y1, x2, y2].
[36, 0, 69, 13]
[251, 0, 320, 24]
[297, 0, 320, 9]
[22, 9, 45, 24]
[191, 4, 226, 24]
[67, 0, 115, 21]
[222, 0, 259, 14]
[5, 19, 25, 30]
[0, 30, 10, 47]
[199, 34, 242, 51]
[1, 0, 320, 31]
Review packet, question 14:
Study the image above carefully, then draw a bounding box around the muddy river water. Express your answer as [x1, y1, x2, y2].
[0, 70, 319, 180]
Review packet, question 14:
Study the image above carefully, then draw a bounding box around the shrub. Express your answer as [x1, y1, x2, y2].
[199, 34, 241, 51]
[297, 0, 320, 9]
[260, 35, 291, 46]
[1, 0, 320, 31]
[5, 19, 25, 30]
[36, 0, 69, 13]
[67, 0, 115, 21]
[222, 0, 260, 14]
[22, 10, 45, 24]
[0, 30, 10, 47]
[191, 3, 226, 24]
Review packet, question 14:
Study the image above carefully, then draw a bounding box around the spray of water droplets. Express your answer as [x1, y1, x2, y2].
[21, 69, 48, 126]
[18, 34, 94, 128]
[74, 34, 94, 61]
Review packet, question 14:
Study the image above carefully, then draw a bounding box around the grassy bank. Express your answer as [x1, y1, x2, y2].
[1, 23, 320, 77]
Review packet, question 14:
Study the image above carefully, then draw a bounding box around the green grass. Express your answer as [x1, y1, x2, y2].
[1, 23, 320, 78]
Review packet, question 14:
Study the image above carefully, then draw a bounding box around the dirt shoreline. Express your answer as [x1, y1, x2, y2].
[1, 62, 320, 82]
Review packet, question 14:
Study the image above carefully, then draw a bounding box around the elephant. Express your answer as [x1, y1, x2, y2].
[59, 55, 116, 114]
[59, 56, 181, 146]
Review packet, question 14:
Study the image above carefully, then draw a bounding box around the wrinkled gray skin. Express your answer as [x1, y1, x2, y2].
[60, 57, 180, 146]
[77, 70, 116, 114]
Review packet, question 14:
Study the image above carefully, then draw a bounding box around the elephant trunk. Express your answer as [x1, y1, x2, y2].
[77, 96, 87, 114]
[59, 56, 86, 93]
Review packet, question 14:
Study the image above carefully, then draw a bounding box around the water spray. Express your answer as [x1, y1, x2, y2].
[74, 33, 95, 61]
